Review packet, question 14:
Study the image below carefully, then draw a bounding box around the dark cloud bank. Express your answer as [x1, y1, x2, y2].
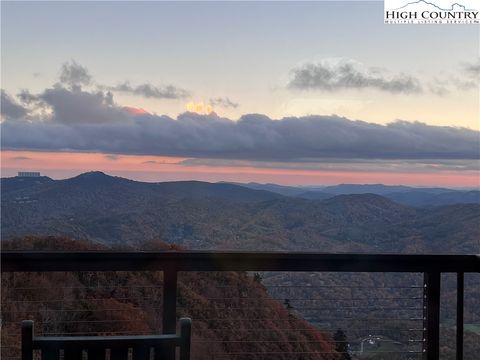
[1, 90, 28, 120]
[1, 84, 478, 162]
[1, 60, 478, 164]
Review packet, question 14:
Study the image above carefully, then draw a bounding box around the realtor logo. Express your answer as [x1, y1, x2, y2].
[384, 0, 479, 24]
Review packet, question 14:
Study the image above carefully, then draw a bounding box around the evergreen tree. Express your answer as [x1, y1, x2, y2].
[333, 329, 351, 359]
[253, 272, 263, 283]
[283, 298, 293, 310]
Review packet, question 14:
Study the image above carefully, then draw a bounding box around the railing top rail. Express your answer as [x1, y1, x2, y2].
[2, 251, 479, 273]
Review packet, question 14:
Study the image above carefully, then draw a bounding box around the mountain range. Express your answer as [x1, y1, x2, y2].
[2, 172, 479, 254]
[2, 172, 479, 359]
[234, 182, 480, 207]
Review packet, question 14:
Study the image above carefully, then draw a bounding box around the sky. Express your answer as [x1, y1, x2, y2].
[1, 1, 479, 186]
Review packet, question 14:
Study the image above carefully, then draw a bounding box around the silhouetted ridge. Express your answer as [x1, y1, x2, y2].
[67, 171, 129, 185]
[323, 184, 413, 195]
[156, 180, 283, 202]
[1, 176, 53, 194]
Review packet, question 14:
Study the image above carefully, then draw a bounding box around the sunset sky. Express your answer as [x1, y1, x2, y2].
[1, 1, 479, 187]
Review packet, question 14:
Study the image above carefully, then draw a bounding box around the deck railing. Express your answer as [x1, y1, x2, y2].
[2, 251, 479, 359]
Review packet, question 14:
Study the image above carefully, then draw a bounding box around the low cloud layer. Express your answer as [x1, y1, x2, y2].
[1, 83, 478, 162]
[179, 158, 480, 173]
[104, 154, 120, 161]
[288, 59, 423, 94]
[1, 90, 28, 120]
[12, 156, 31, 161]
[13, 87, 127, 124]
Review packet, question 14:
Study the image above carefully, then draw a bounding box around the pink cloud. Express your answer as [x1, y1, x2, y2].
[1, 150, 478, 187]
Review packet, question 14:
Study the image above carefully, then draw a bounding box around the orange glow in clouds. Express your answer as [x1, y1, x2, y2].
[124, 107, 149, 115]
[185, 101, 214, 114]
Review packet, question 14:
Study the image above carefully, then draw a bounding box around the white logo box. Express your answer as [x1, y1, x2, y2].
[384, 0, 480, 24]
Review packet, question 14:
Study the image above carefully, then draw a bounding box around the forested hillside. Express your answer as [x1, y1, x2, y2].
[2, 172, 479, 254]
[2, 173, 479, 359]
[1, 236, 340, 360]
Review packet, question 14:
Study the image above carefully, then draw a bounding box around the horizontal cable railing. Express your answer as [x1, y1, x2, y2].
[1, 252, 479, 360]
[174, 270, 428, 359]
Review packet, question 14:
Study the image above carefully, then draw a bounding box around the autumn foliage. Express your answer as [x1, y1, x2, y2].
[1, 236, 340, 359]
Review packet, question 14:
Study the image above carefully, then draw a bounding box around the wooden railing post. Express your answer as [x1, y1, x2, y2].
[21, 320, 33, 360]
[179, 318, 192, 360]
[423, 272, 440, 360]
[456, 272, 464, 360]
[162, 267, 178, 334]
